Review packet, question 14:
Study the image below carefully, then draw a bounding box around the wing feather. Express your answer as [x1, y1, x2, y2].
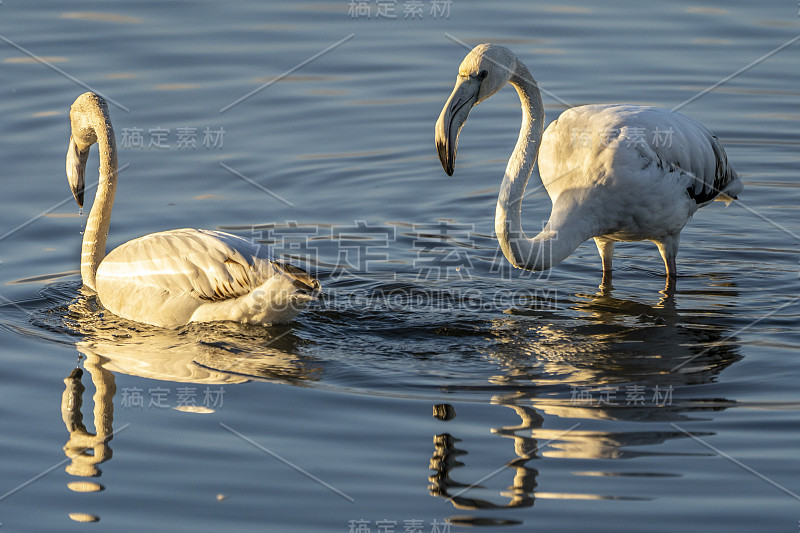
[618, 106, 740, 204]
[541, 104, 742, 206]
[96, 228, 277, 302]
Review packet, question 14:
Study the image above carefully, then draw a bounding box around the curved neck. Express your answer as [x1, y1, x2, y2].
[493, 63, 584, 271]
[81, 117, 117, 291]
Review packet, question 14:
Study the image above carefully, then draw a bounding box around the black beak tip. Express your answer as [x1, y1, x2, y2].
[436, 140, 455, 176]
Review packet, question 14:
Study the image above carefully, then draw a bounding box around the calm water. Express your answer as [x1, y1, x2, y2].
[1, 1, 799, 531]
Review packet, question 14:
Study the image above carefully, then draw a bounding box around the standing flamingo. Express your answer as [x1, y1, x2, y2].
[435, 44, 742, 281]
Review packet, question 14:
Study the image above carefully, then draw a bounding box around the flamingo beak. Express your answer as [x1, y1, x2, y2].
[66, 134, 89, 208]
[435, 76, 481, 176]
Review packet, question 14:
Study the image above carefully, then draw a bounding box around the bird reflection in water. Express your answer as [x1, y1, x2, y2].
[57, 287, 319, 524]
[61, 287, 320, 385]
[61, 363, 114, 524]
[427, 281, 742, 525]
[490, 279, 742, 387]
[429, 402, 539, 515]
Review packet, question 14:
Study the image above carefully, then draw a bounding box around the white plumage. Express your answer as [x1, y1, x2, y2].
[66, 92, 318, 328]
[436, 44, 742, 280]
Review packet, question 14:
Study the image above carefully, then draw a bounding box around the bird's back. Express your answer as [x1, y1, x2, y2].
[536, 104, 742, 240]
[95, 229, 318, 327]
[539, 104, 741, 205]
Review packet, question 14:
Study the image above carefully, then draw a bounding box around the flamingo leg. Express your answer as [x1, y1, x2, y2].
[655, 236, 680, 278]
[594, 237, 615, 274]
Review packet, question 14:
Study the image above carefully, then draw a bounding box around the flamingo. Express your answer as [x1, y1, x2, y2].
[66, 92, 318, 328]
[435, 44, 742, 282]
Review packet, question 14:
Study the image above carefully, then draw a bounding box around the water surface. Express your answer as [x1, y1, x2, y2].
[1, 1, 799, 531]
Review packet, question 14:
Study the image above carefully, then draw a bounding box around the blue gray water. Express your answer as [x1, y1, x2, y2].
[1, 1, 799, 531]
